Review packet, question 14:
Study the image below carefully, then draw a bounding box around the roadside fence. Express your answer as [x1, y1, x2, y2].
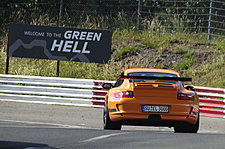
[0, 74, 224, 119]
[1, 0, 225, 40]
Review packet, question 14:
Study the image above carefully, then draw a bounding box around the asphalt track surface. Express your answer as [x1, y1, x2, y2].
[0, 101, 225, 149]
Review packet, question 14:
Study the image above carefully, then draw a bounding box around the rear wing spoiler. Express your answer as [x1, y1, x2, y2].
[120, 75, 192, 82]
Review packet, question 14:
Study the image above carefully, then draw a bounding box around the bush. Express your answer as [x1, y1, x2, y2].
[216, 41, 225, 51]
[176, 56, 196, 71]
[115, 46, 139, 59]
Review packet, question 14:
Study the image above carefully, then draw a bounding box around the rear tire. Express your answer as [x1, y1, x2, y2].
[103, 105, 121, 130]
[174, 115, 199, 133]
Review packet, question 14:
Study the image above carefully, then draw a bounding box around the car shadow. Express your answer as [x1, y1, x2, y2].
[0, 141, 58, 149]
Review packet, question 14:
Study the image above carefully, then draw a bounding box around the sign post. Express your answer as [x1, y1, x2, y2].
[5, 56, 9, 74]
[57, 0, 63, 77]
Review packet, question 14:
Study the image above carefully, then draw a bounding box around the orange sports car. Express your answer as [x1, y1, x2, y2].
[102, 68, 199, 133]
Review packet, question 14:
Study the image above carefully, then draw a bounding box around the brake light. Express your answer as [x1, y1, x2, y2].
[114, 91, 133, 98]
[178, 93, 193, 100]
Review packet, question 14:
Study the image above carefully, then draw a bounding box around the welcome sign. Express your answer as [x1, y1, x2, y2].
[7, 24, 112, 63]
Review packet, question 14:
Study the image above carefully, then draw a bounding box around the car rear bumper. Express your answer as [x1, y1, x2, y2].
[108, 101, 199, 125]
[110, 112, 198, 125]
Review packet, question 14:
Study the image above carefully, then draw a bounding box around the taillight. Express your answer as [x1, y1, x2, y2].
[178, 93, 193, 100]
[114, 91, 133, 98]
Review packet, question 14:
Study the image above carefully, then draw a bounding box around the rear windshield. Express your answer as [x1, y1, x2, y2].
[127, 72, 178, 84]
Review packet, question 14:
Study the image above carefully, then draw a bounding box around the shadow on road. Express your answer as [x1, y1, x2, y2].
[0, 141, 58, 149]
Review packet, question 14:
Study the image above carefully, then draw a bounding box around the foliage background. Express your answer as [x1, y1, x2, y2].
[0, 0, 224, 88]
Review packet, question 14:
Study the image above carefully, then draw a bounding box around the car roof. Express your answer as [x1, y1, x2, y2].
[123, 68, 179, 76]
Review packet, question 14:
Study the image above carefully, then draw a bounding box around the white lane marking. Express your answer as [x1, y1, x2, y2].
[0, 99, 103, 108]
[199, 130, 220, 134]
[0, 125, 77, 129]
[0, 119, 84, 129]
[80, 132, 130, 143]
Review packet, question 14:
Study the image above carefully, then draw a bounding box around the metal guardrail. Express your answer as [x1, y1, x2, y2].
[0, 74, 107, 108]
[0, 74, 224, 118]
[195, 86, 225, 119]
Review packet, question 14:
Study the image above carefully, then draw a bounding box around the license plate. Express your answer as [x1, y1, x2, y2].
[142, 105, 169, 113]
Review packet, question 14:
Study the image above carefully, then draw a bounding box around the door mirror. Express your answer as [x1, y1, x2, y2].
[102, 83, 113, 89]
[186, 86, 195, 91]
